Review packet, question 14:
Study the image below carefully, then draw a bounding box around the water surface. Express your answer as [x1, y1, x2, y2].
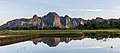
[0, 33, 119, 53]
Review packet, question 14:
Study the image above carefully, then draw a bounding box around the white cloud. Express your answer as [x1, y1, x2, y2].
[80, 46, 103, 49]
[113, 7, 120, 9]
[86, 9, 104, 12]
[70, 9, 104, 12]
[109, 10, 119, 13]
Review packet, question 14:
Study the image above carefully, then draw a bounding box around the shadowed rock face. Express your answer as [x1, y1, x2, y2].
[60, 15, 71, 28]
[31, 14, 42, 27]
[0, 12, 85, 28]
[42, 12, 62, 27]
[1, 18, 31, 28]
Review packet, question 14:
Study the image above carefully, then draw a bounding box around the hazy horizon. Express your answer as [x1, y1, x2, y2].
[1, 0, 120, 25]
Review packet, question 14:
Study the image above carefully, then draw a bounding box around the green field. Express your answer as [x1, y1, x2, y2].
[0, 30, 82, 35]
[0, 30, 120, 35]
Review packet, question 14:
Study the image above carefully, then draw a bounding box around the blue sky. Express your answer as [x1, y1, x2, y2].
[0, 0, 120, 25]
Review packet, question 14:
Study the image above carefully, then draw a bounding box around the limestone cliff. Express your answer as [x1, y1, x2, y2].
[0, 12, 85, 29]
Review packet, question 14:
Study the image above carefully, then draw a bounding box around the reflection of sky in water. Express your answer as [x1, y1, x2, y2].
[0, 38, 120, 53]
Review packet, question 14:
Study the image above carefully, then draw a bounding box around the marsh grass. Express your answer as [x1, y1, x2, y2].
[0, 30, 120, 35]
[0, 30, 82, 35]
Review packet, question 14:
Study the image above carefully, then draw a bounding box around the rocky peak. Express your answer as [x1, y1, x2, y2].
[64, 15, 70, 18]
[42, 12, 62, 27]
[32, 14, 40, 21]
[33, 14, 38, 19]
[96, 17, 103, 19]
[46, 12, 59, 18]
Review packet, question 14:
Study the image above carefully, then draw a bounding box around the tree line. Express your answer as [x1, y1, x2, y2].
[76, 20, 120, 29]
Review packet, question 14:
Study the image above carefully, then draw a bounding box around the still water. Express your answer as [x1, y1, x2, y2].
[0, 33, 120, 53]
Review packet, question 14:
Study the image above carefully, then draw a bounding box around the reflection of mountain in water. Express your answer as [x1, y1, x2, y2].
[32, 36, 84, 47]
[32, 33, 120, 47]
[0, 33, 119, 47]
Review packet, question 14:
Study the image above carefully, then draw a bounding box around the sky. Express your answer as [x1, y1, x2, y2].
[0, 0, 120, 25]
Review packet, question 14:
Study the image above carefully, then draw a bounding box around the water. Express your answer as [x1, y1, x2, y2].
[0, 33, 120, 53]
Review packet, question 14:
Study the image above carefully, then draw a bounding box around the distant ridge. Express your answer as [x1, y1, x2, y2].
[0, 12, 85, 29]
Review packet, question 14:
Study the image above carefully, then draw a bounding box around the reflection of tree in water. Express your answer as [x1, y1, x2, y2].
[32, 33, 120, 47]
[84, 33, 120, 40]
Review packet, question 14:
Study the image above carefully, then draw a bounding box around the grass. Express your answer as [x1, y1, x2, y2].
[78, 30, 120, 33]
[0, 30, 120, 35]
[0, 30, 82, 35]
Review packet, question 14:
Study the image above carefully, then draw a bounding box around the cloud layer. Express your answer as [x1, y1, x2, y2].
[70, 9, 104, 12]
